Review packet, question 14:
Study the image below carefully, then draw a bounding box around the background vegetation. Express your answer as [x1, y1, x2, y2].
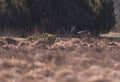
[114, 0, 120, 31]
[0, 0, 115, 37]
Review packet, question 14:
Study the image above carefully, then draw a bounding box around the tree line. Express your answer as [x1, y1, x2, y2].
[0, 0, 115, 37]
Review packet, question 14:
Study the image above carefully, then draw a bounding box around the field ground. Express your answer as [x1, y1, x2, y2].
[0, 32, 120, 82]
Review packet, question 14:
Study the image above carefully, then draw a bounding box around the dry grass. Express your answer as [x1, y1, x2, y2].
[0, 33, 120, 82]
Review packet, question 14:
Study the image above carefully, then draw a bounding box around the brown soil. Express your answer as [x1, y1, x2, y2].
[0, 33, 120, 82]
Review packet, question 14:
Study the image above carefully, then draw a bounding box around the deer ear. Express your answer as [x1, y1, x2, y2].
[70, 26, 76, 33]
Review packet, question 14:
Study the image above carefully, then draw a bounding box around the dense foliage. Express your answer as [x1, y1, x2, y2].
[114, 0, 120, 29]
[114, 0, 120, 22]
[0, 0, 115, 37]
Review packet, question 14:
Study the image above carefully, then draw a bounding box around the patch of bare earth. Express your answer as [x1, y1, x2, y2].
[0, 33, 120, 82]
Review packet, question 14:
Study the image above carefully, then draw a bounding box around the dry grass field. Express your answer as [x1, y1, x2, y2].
[0, 32, 120, 82]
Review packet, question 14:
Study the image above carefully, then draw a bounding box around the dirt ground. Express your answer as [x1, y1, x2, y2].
[0, 32, 120, 82]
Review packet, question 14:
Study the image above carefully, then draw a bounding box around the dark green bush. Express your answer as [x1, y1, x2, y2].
[0, 0, 32, 36]
[88, 0, 115, 35]
[0, 0, 115, 37]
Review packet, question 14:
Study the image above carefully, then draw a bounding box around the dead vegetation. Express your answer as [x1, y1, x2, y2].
[0, 32, 120, 82]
